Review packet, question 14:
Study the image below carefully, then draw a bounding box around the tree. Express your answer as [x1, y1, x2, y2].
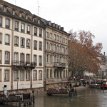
[68, 30, 103, 79]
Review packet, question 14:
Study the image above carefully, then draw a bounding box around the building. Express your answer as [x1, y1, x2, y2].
[99, 53, 107, 79]
[44, 20, 69, 89]
[0, 1, 69, 92]
[0, 1, 45, 91]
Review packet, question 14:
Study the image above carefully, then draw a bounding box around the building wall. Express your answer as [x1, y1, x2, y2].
[45, 26, 69, 87]
[0, 1, 69, 91]
[0, 12, 44, 91]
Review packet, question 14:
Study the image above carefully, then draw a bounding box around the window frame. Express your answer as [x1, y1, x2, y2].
[0, 33, 2, 44]
[34, 40, 37, 50]
[4, 69, 10, 82]
[14, 20, 19, 31]
[0, 16, 2, 27]
[26, 39, 30, 49]
[5, 18, 10, 29]
[5, 34, 10, 45]
[14, 36, 19, 46]
[20, 37, 25, 48]
[5, 51, 10, 64]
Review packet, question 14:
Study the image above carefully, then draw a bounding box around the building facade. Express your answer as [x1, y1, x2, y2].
[0, 1, 69, 91]
[44, 21, 69, 89]
[0, 1, 45, 91]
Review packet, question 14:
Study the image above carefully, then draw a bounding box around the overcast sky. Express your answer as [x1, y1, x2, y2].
[5, 0, 107, 55]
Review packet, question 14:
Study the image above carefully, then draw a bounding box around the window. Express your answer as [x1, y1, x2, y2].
[34, 40, 37, 50]
[0, 33, 2, 44]
[33, 70, 37, 81]
[20, 37, 25, 48]
[39, 70, 42, 80]
[34, 27, 37, 36]
[46, 54, 49, 63]
[39, 28, 42, 37]
[5, 51, 10, 64]
[39, 41, 42, 51]
[46, 69, 49, 78]
[20, 70, 24, 81]
[0, 16, 2, 27]
[14, 36, 19, 46]
[0, 69, 2, 82]
[5, 18, 10, 29]
[50, 69, 52, 78]
[26, 70, 30, 81]
[14, 70, 18, 81]
[4, 69, 10, 82]
[27, 25, 30, 34]
[14, 52, 19, 63]
[21, 23, 25, 33]
[26, 39, 30, 49]
[14, 21, 19, 31]
[20, 53, 25, 64]
[46, 32, 49, 38]
[33, 55, 37, 66]
[26, 54, 30, 64]
[5, 34, 10, 45]
[0, 50, 2, 64]
[39, 55, 42, 66]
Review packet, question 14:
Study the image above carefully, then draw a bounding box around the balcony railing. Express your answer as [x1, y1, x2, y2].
[12, 61, 36, 70]
[54, 62, 66, 69]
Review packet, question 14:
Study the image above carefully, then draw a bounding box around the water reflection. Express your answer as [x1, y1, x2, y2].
[33, 88, 107, 107]
[1, 88, 107, 107]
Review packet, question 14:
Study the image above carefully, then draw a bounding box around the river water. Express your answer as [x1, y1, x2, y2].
[0, 88, 107, 107]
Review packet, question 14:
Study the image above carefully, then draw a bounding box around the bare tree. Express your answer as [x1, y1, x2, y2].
[68, 30, 103, 79]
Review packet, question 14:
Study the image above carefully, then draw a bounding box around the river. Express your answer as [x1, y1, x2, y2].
[0, 88, 107, 107]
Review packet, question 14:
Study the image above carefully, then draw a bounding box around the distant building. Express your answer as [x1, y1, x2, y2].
[99, 54, 107, 79]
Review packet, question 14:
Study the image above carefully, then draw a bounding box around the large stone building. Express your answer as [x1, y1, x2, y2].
[0, 1, 69, 92]
[43, 20, 69, 89]
[0, 1, 45, 91]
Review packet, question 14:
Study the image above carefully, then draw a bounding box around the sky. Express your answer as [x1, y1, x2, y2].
[5, 0, 107, 55]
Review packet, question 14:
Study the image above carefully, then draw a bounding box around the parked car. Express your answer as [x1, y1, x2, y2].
[100, 81, 107, 89]
[89, 80, 102, 89]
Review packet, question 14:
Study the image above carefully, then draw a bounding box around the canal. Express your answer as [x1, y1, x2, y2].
[0, 87, 107, 107]
[33, 88, 107, 107]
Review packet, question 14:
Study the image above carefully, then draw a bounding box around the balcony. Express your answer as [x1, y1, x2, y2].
[54, 62, 66, 69]
[12, 61, 36, 70]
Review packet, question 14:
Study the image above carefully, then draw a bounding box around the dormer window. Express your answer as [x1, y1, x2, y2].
[0, 4, 3, 11]
[7, 7, 12, 14]
[38, 20, 40, 24]
[4, 7, 7, 12]
[33, 18, 37, 22]
[13, 10, 15, 15]
[22, 13, 25, 18]
[19, 13, 22, 17]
